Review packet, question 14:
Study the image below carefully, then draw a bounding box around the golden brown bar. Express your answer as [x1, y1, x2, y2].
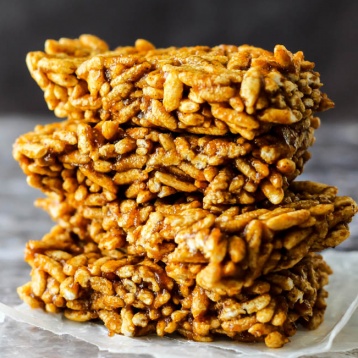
[30, 181, 357, 295]
[18, 228, 331, 348]
[13, 117, 316, 206]
[26, 35, 333, 138]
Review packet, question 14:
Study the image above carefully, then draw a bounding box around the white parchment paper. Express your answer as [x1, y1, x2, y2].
[1, 250, 358, 358]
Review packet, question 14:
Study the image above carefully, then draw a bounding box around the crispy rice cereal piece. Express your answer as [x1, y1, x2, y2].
[26, 35, 333, 137]
[13, 117, 315, 205]
[18, 230, 331, 349]
[30, 181, 356, 295]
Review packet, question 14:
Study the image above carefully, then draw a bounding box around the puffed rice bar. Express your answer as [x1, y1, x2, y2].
[13, 117, 316, 206]
[18, 229, 331, 349]
[26, 35, 333, 138]
[32, 181, 357, 296]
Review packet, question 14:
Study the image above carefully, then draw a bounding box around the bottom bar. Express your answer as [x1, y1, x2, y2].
[18, 226, 331, 348]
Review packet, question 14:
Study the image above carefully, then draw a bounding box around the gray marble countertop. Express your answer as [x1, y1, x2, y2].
[1, 115, 357, 357]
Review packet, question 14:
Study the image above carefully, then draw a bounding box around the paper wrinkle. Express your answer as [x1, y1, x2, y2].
[1, 250, 358, 358]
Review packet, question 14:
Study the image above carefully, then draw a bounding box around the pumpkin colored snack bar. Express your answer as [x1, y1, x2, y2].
[26, 35, 333, 138]
[18, 227, 331, 349]
[31, 181, 357, 296]
[13, 116, 316, 206]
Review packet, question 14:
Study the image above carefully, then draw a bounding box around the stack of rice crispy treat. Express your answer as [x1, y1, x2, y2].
[13, 35, 357, 348]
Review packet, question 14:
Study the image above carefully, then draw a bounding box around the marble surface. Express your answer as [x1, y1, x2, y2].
[0, 115, 357, 357]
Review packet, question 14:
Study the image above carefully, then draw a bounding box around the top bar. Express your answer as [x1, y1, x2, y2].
[26, 35, 333, 138]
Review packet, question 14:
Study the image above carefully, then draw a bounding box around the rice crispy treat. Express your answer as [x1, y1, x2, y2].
[30, 181, 357, 296]
[13, 117, 316, 206]
[26, 35, 333, 138]
[18, 227, 332, 349]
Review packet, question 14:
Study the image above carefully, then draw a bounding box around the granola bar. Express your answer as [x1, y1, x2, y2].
[13, 117, 316, 206]
[18, 228, 331, 348]
[26, 35, 333, 138]
[29, 181, 357, 296]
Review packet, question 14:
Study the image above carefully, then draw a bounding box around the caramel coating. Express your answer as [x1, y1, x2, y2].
[27, 35, 333, 137]
[18, 230, 331, 349]
[27, 180, 358, 296]
[13, 118, 317, 206]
